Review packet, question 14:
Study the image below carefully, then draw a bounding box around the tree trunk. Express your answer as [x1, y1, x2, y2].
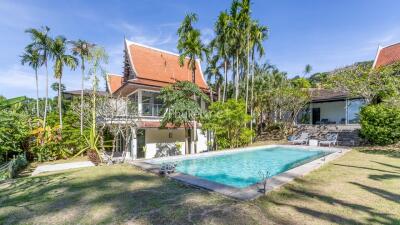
[35, 68, 39, 118]
[235, 51, 240, 100]
[245, 34, 250, 112]
[250, 59, 254, 143]
[80, 58, 85, 135]
[217, 85, 221, 101]
[43, 60, 49, 130]
[223, 60, 228, 102]
[192, 69, 197, 154]
[58, 77, 63, 130]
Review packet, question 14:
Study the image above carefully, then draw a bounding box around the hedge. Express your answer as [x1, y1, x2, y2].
[360, 104, 400, 145]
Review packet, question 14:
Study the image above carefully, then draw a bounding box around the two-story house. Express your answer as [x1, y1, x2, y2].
[106, 40, 209, 159]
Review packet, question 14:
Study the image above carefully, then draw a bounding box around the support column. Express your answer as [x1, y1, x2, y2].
[345, 99, 348, 125]
[138, 90, 142, 116]
[131, 127, 137, 159]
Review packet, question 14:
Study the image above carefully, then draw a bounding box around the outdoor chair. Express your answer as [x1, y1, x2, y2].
[319, 133, 338, 147]
[159, 162, 177, 175]
[289, 132, 309, 145]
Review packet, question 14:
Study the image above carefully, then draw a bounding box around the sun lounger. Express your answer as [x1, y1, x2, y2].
[319, 133, 338, 147]
[289, 132, 309, 145]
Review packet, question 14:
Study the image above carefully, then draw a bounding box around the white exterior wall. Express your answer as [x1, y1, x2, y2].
[313, 101, 346, 124]
[196, 129, 208, 153]
[144, 128, 186, 158]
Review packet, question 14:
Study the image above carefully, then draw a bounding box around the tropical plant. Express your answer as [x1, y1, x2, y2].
[304, 64, 312, 77]
[21, 46, 43, 117]
[159, 81, 209, 154]
[360, 104, 400, 145]
[73, 46, 108, 163]
[205, 55, 223, 101]
[51, 82, 66, 93]
[0, 98, 30, 162]
[201, 99, 253, 149]
[212, 11, 231, 102]
[25, 26, 53, 129]
[177, 13, 208, 153]
[70, 39, 95, 135]
[51, 36, 78, 130]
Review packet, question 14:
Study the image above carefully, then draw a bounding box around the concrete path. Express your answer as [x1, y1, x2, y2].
[32, 161, 95, 176]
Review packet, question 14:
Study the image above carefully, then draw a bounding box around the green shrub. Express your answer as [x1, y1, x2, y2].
[0, 154, 28, 180]
[201, 99, 254, 149]
[360, 104, 400, 145]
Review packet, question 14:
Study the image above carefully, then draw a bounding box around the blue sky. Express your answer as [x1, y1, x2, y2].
[1, 0, 400, 98]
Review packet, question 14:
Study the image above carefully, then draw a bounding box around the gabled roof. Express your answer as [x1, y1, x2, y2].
[373, 42, 400, 69]
[106, 73, 123, 94]
[124, 40, 208, 89]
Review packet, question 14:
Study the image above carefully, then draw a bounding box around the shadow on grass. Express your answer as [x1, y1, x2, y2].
[255, 177, 400, 225]
[371, 161, 400, 170]
[0, 166, 265, 225]
[350, 182, 400, 203]
[358, 148, 400, 158]
[333, 163, 399, 174]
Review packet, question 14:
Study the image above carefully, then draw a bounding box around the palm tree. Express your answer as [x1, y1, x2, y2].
[249, 22, 268, 142]
[21, 46, 43, 117]
[177, 13, 208, 154]
[212, 11, 231, 102]
[51, 36, 78, 130]
[304, 64, 312, 77]
[25, 26, 52, 129]
[205, 55, 223, 101]
[70, 40, 94, 135]
[228, 0, 242, 100]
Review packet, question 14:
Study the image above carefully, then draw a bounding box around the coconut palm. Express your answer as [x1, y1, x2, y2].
[21, 46, 43, 117]
[25, 26, 52, 129]
[51, 36, 78, 130]
[70, 40, 94, 135]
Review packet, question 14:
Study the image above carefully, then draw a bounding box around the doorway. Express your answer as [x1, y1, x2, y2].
[312, 108, 320, 125]
[137, 129, 146, 158]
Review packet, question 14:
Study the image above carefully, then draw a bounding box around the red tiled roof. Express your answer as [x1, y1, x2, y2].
[373, 43, 400, 68]
[106, 73, 123, 94]
[126, 40, 208, 89]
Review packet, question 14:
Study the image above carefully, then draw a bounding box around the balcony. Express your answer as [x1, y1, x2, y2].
[142, 103, 163, 117]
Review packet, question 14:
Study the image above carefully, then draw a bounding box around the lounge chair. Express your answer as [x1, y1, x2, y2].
[159, 162, 177, 175]
[319, 133, 338, 147]
[289, 132, 309, 145]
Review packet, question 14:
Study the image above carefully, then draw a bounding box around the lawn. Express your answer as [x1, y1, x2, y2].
[0, 149, 399, 225]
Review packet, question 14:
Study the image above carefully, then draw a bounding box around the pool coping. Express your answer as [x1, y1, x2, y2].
[131, 144, 350, 200]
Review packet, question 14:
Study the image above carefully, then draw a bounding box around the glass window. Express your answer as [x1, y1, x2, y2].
[347, 99, 365, 124]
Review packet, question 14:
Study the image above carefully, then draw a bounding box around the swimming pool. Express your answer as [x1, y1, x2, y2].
[161, 146, 331, 188]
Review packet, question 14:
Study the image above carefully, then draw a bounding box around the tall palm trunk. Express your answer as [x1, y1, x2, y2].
[217, 84, 221, 101]
[235, 50, 239, 100]
[245, 34, 250, 112]
[58, 77, 63, 130]
[250, 55, 255, 143]
[43, 60, 49, 129]
[192, 69, 197, 154]
[35, 68, 39, 118]
[80, 57, 85, 135]
[223, 60, 228, 102]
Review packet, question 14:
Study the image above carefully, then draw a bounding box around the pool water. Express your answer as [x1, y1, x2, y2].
[172, 147, 329, 188]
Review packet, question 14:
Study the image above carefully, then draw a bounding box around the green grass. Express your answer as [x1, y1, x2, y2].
[0, 149, 399, 225]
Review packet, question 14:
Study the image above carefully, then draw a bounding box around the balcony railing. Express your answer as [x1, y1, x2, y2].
[142, 103, 163, 117]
